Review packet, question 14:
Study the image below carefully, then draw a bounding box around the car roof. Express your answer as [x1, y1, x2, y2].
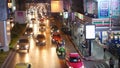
[37, 34, 45, 38]
[15, 63, 31, 68]
[19, 39, 29, 43]
[69, 53, 79, 57]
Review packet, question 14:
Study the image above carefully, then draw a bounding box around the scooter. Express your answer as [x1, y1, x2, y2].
[56, 46, 66, 56]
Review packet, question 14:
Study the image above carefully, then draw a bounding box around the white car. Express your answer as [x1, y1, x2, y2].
[16, 38, 30, 53]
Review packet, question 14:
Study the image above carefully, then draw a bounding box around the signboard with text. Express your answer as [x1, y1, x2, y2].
[98, 1, 109, 18]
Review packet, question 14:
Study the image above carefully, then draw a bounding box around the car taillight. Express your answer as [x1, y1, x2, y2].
[69, 66, 73, 68]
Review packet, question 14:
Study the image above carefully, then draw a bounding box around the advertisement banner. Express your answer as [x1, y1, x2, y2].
[85, 25, 95, 39]
[15, 11, 26, 24]
[98, 1, 109, 18]
[51, 1, 63, 13]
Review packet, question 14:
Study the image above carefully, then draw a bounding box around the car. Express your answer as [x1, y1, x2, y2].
[15, 63, 31, 68]
[36, 34, 46, 46]
[16, 37, 30, 52]
[61, 26, 71, 35]
[51, 32, 62, 43]
[65, 53, 85, 68]
[31, 18, 35, 21]
[39, 17, 44, 22]
[39, 23, 46, 32]
[50, 25, 59, 34]
[24, 27, 34, 36]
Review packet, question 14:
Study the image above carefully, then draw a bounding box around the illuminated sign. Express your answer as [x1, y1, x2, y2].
[85, 25, 96, 39]
[98, 1, 109, 18]
[63, 12, 68, 19]
[15, 11, 26, 24]
[51, 1, 63, 12]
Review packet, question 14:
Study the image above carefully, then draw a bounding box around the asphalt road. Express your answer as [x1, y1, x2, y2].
[2, 14, 109, 68]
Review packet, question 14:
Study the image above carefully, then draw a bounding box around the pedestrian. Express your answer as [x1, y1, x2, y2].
[103, 48, 106, 53]
[103, 48, 106, 59]
[109, 57, 114, 68]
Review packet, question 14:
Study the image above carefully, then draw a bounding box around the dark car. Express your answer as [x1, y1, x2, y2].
[61, 26, 71, 35]
[24, 27, 34, 36]
[39, 23, 46, 32]
[50, 25, 59, 34]
[16, 38, 30, 52]
[36, 34, 46, 46]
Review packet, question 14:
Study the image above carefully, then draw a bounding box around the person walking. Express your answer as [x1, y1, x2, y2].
[109, 57, 114, 68]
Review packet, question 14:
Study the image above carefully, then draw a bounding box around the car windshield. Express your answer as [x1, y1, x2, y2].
[40, 23, 45, 26]
[69, 57, 81, 63]
[51, 25, 58, 29]
[26, 28, 33, 32]
[37, 34, 45, 39]
[19, 39, 29, 43]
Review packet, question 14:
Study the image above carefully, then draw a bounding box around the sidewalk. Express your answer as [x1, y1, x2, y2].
[92, 40, 119, 68]
[80, 39, 119, 68]
[67, 35, 119, 68]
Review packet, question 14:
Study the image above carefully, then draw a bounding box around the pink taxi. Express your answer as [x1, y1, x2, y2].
[65, 53, 85, 68]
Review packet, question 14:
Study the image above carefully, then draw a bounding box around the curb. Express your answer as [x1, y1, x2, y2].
[66, 35, 84, 59]
[1, 50, 16, 68]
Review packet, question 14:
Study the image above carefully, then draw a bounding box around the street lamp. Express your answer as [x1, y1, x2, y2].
[109, 0, 112, 31]
[109, 10, 112, 31]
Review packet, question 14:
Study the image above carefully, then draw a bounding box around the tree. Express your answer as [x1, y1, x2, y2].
[71, 0, 84, 14]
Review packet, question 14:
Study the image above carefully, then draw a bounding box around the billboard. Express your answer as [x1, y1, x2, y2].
[51, 1, 63, 13]
[85, 25, 96, 39]
[98, 1, 109, 18]
[15, 11, 26, 24]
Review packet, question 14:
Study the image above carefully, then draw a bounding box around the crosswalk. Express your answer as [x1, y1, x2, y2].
[95, 63, 106, 68]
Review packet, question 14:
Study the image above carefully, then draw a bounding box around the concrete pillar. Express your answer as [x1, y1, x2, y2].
[3, 21, 9, 51]
[0, 21, 9, 51]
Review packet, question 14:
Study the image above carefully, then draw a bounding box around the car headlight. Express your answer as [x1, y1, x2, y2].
[25, 45, 29, 48]
[52, 39, 55, 41]
[57, 30, 59, 32]
[36, 40, 39, 42]
[25, 32, 27, 34]
[42, 40, 46, 43]
[30, 32, 33, 34]
[51, 30, 53, 33]
[17, 45, 19, 48]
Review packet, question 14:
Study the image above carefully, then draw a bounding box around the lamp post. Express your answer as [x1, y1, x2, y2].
[109, 10, 112, 31]
[109, 0, 112, 31]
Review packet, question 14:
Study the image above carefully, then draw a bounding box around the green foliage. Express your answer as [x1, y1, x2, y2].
[0, 51, 9, 67]
[9, 23, 27, 48]
[0, 23, 27, 67]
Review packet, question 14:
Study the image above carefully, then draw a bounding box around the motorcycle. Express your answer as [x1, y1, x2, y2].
[56, 46, 66, 56]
